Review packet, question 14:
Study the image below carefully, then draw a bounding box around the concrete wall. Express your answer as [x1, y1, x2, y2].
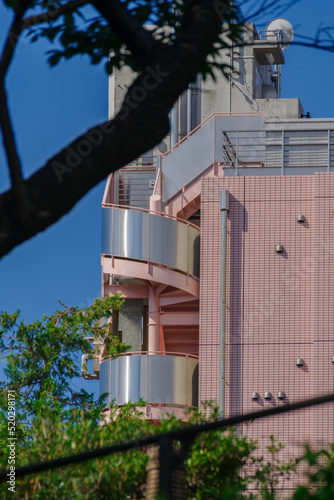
[108, 23, 299, 159]
[118, 299, 143, 352]
[108, 66, 135, 119]
[256, 98, 303, 118]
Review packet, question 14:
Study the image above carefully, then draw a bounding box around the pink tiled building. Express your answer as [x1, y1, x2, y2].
[89, 20, 334, 491]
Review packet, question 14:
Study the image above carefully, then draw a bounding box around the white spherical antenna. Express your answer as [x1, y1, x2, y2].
[265, 18, 294, 50]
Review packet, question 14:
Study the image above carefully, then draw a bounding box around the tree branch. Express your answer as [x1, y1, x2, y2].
[0, 0, 230, 259]
[0, 1, 92, 81]
[0, 81, 30, 216]
[0, 1, 93, 218]
[0, 2, 32, 219]
[173, 0, 230, 83]
[22, 0, 91, 29]
[94, 0, 158, 68]
[0, 2, 27, 83]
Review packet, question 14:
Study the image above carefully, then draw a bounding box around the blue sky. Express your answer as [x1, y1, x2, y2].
[0, 4, 108, 327]
[0, 1, 334, 322]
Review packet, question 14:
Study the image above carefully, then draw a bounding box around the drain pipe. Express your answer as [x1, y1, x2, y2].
[187, 85, 192, 135]
[170, 99, 178, 148]
[219, 190, 229, 419]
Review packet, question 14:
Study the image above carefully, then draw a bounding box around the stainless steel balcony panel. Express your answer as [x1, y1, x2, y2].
[110, 355, 147, 403]
[147, 356, 176, 404]
[102, 207, 200, 277]
[102, 207, 148, 260]
[113, 209, 148, 260]
[100, 354, 199, 406]
[149, 214, 199, 276]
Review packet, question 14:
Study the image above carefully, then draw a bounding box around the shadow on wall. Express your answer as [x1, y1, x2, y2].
[192, 363, 199, 407]
[228, 194, 248, 418]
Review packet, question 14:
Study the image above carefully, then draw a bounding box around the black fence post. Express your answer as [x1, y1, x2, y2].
[159, 435, 173, 499]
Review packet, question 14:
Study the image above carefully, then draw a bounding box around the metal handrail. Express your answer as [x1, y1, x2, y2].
[118, 165, 156, 172]
[103, 350, 199, 361]
[102, 203, 200, 232]
[162, 111, 270, 156]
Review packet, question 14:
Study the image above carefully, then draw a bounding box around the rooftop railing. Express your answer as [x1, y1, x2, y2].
[160, 113, 334, 201]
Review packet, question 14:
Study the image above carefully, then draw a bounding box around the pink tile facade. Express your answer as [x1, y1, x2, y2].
[313, 174, 334, 448]
[200, 173, 334, 487]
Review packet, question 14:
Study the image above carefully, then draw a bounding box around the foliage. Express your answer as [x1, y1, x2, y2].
[1, 301, 334, 499]
[0, 400, 260, 499]
[292, 444, 334, 500]
[0, 304, 258, 500]
[1, 402, 152, 499]
[0, 295, 128, 421]
[4, 0, 242, 78]
[253, 435, 296, 499]
[2, 395, 334, 500]
[184, 404, 257, 499]
[0, 0, 244, 261]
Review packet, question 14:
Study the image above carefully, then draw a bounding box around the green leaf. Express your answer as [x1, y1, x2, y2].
[64, 12, 74, 28]
[48, 51, 62, 67]
[106, 60, 114, 75]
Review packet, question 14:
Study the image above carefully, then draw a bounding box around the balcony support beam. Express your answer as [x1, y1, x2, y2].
[102, 257, 199, 297]
[160, 312, 199, 326]
[104, 284, 149, 298]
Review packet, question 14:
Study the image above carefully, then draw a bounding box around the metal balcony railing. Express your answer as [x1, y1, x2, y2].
[160, 113, 334, 201]
[100, 351, 199, 407]
[114, 164, 157, 209]
[102, 205, 200, 278]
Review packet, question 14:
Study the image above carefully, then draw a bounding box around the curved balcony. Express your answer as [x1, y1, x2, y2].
[100, 352, 199, 407]
[102, 205, 200, 278]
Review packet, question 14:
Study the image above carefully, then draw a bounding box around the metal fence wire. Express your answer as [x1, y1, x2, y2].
[1, 393, 334, 498]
